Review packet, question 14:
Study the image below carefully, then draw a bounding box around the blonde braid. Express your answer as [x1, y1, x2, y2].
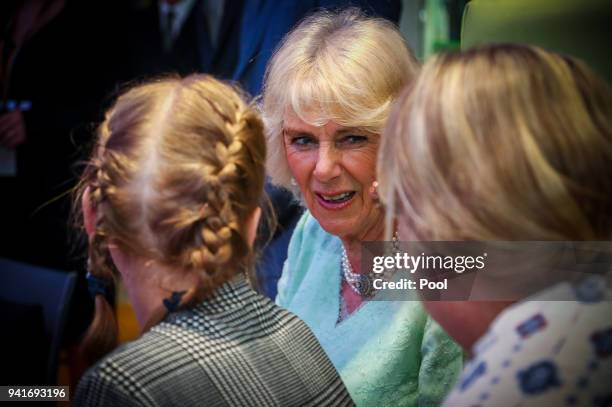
[74, 76, 267, 356]
[85, 118, 116, 282]
[185, 104, 258, 289]
[78, 122, 119, 366]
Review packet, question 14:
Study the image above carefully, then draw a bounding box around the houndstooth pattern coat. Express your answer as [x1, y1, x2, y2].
[74, 275, 354, 407]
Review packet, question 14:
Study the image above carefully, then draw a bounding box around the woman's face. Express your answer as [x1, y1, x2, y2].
[283, 110, 384, 240]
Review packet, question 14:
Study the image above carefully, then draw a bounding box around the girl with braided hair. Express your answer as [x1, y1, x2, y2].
[73, 74, 353, 406]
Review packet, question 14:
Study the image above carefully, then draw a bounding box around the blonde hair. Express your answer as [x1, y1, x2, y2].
[379, 44, 612, 241]
[74, 74, 266, 364]
[262, 8, 419, 194]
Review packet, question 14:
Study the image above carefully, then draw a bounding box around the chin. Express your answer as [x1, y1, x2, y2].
[312, 215, 354, 238]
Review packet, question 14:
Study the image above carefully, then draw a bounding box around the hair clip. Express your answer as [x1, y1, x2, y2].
[86, 272, 112, 299]
[163, 290, 187, 313]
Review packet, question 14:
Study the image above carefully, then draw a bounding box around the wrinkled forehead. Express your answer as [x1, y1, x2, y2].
[282, 106, 330, 130]
[281, 107, 356, 138]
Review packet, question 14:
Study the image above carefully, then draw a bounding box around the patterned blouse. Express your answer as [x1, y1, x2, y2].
[74, 274, 354, 406]
[443, 276, 612, 406]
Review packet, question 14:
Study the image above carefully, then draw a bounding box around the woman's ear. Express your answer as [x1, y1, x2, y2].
[82, 186, 96, 238]
[245, 207, 262, 248]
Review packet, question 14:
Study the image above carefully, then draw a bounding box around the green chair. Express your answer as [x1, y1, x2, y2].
[461, 0, 612, 84]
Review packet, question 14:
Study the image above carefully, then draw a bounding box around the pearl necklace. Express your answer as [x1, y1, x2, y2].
[341, 231, 399, 298]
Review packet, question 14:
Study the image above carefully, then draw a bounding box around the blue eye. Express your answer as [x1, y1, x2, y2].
[338, 134, 368, 147]
[290, 135, 317, 148]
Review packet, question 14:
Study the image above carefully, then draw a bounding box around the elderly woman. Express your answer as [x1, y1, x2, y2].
[262, 9, 462, 406]
[378, 44, 612, 405]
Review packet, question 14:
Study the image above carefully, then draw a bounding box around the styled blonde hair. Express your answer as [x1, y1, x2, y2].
[74, 74, 266, 364]
[379, 44, 612, 241]
[262, 8, 419, 194]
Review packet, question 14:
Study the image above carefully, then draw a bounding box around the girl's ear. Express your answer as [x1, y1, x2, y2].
[82, 186, 96, 238]
[245, 207, 262, 248]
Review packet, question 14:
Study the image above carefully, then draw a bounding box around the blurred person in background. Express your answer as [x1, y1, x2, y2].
[0, 1, 125, 378]
[379, 44, 612, 406]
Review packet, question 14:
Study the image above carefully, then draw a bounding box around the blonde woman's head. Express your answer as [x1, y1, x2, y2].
[263, 8, 419, 195]
[379, 44, 612, 241]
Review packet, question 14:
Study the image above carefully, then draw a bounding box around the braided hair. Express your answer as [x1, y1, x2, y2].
[73, 75, 266, 365]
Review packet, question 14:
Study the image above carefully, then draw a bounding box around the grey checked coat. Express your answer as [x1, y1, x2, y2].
[74, 275, 354, 406]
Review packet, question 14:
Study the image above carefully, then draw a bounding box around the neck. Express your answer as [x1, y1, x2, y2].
[424, 301, 513, 356]
[121, 262, 172, 330]
[110, 249, 197, 331]
[341, 222, 387, 276]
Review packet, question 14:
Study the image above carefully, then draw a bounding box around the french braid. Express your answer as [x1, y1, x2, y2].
[75, 119, 120, 366]
[73, 75, 266, 365]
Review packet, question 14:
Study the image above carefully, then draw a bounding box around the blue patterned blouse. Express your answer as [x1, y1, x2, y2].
[443, 276, 612, 406]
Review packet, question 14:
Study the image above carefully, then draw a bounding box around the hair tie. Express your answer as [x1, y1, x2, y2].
[163, 290, 186, 313]
[86, 272, 112, 299]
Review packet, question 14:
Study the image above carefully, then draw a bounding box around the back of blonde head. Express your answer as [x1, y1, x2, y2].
[263, 8, 419, 193]
[75, 74, 266, 363]
[379, 44, 612, 241]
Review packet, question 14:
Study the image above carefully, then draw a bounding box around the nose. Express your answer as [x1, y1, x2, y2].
[313, 143, 341, 182]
